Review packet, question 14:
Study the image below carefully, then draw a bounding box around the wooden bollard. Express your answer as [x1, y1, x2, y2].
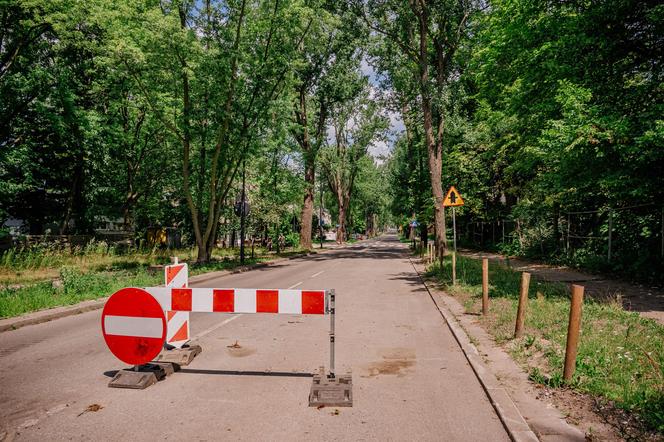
[563, 284, 585, 382]
[452, 252, 457, 285]
[514, 272, 531, 338]
[482, 258, 489, 315]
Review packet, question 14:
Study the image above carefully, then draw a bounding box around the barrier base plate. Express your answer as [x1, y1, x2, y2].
[150, 361, 181, 376]
[154, 344, 202, 366]
[107, 361, 180, 389]
[309, 367, 353, 407]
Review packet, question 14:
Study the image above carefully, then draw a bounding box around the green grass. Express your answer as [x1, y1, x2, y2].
[0, 267, 162, 318]
[0, 243, 309, 318]
[427, 254, 664, 433]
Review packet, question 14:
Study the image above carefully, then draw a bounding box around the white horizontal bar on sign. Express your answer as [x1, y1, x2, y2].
[104, 315, 163, 338]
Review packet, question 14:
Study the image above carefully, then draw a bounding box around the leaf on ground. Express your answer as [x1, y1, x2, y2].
[78, 404, 103, 417]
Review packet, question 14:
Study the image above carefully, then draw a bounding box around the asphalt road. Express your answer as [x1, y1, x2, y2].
[0, 235, 509, 441]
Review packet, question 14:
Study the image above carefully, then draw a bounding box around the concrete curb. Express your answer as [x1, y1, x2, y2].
[409, 257, 540, 442]
[0, 297, 109, 333]
[0, 248, 342, 334]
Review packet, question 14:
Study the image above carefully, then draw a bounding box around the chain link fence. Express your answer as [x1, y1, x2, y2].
[457, 204, 664, 283]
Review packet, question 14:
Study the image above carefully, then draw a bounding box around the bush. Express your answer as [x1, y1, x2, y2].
[284, 232, 300, 248]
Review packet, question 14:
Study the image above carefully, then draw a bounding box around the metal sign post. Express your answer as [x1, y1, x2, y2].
[452, 206, 457, 253]
[329, 289, 336, 378]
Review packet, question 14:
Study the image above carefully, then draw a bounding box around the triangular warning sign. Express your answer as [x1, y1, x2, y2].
[443, 186, 464, 207]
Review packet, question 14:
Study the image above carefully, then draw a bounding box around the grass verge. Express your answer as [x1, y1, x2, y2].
[0, 244, 309, 319]
[0, 268, 161, 318]
[426, 254, 664, 434]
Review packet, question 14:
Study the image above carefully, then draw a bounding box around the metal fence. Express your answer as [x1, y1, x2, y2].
[458, 204, 664, 277]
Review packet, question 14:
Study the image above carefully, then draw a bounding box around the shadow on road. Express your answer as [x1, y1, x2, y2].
[179, 368, 313, 378]
[103, 368, 314, 378]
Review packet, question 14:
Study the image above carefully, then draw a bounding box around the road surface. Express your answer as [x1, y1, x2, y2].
[0, 235, 509, 441]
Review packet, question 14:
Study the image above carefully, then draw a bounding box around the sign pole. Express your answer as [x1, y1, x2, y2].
[329, 289, 336, 378]
[452, 207, 457, 253]
[452, 207, 457, 285]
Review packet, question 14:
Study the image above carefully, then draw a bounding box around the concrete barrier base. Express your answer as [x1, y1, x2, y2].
[154, 344, 202, 366]
[309, 367, 353, 407]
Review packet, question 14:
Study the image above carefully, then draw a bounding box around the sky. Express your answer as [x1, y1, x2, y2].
[361, 58, 406, 160]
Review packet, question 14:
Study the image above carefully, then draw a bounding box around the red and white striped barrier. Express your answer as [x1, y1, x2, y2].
[164, 261, 189, 348]
[100, 257, 338, 379]
[145, 287, 327, 315]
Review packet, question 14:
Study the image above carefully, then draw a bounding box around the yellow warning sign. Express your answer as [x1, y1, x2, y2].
[443, 186, 464, 207]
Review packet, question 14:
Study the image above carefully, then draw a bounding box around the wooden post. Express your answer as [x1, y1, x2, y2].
[514, 272, 531, 338]
[563, 285, 585, 382]
[452, 252, 457, 285]
[482, 258, 489, 315]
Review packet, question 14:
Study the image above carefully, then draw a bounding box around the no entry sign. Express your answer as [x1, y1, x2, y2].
[101, 287, 167, 366]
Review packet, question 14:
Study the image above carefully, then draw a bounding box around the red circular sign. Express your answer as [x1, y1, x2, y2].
[101, 287, 166, 366]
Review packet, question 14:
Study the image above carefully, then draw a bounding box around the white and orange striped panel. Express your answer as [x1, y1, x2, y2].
[164, 263, 189, 348]
[145, 287, 329, 315]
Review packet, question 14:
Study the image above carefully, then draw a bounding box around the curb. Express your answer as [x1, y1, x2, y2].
[0, 297, 109, 333]
[0, 248, 337, 334]
[408, 257, 540, 442]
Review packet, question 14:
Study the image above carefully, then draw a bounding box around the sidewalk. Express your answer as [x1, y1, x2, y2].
[460, 249, 664, 325]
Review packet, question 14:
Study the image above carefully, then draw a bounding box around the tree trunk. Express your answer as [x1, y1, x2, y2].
[300, 157, 314, 249]
[337, 202, 346, 243]
[415, 5, 447, 262]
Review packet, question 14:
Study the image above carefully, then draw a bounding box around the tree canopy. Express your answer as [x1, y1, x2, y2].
[1, 0, 662, 278]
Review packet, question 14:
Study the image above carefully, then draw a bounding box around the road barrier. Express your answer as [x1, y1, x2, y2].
[100, 264, 350, 405]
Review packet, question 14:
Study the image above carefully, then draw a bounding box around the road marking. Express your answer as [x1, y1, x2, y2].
[287, 281, 303, 289]
[310, 271, 324, 278]
[192, 315, 241, 340]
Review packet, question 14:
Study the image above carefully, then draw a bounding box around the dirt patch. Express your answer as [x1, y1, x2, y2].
[225, 341, 256, 357]
[364, 348, 416, 378]
[534, 385, 662, 441]
[226, 347, 256, 357]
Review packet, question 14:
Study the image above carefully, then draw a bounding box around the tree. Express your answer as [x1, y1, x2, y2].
[98, 0, 309, 261]
[290, 3, 366, 249]
[358, 0, 477, 260]
[321, 81, 387, 242]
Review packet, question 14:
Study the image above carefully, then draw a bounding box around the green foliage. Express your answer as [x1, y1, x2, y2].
[0, 268, 161, 318]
